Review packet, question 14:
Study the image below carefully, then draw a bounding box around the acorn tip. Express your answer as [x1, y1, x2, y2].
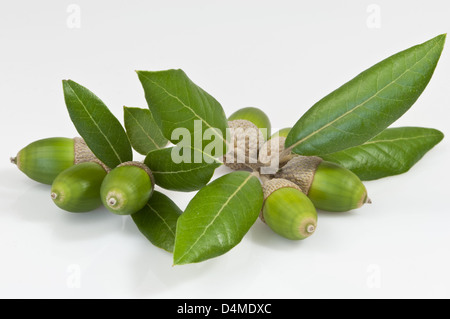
[307, 224, 315, 234]
[108, 197, 117, 207]
[10, 157, 17, 165]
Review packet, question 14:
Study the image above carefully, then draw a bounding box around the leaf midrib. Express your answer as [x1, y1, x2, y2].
[146, 203, 176, 237]
[138, 72, 227, 145]
[151, 162, 219, 175]
[174, 173, 253, 264]
[364, 133, 441, 145]
[289, 37, 441, 151]
[124, 107, 162, 150]
[65, 81, 124, 163]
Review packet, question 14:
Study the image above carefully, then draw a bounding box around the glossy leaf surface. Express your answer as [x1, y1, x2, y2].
[132, 191, 182, 253]
[124, 106, 168, 155]
[286, 34, 446, 156]
[136, 69, 228, 156]
[63, 80, 132, 168]
[321, 127, 444, 180]
[173, 171, 263, 265]
[144, 147, 221, 192]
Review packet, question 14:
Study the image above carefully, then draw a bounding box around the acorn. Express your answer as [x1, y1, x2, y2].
[51, 162, 108, 213]
[223, 119, 264, 171]
[270, 127, 291, 139]
[224, 107, 271, 171]
[261, 178, 317, 240]
[275, 156, 371, 212]
[100, 161, 154, 215]
[11, 137, 105, 185]
[228, 107, 271, 140]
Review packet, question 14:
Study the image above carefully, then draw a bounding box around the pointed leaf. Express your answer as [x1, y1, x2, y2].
[124, 106, 168, 155]
[62, 80, 132, 168]
[136, 69, 228, 156]
[173, 171, 263, 265]
[131, 191, 182, 253]
[321, 127, 444, 180]
[144, 147, 221, 192]
[286, 34, 446, 156]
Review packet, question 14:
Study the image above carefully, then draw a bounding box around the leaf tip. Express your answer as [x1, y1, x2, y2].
[435, 33, 447, 46]
[172, 257, 182, 266]
[135, 70, 148, 77]
[436, 129, 445, 142]
[62, 79, 77, 90]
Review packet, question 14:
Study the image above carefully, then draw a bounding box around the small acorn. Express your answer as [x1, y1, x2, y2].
[100, 161, 154, 215]
[11, 137, 104, 185]
[51, 162, 108, 213]
[275, 156, 371, 212]
[224, 107, 271, 171]
[269, 127, 291, 139]
[261, 178, 317, 240]
[223, 119, 264, 171]
[228, 106, 271, 140]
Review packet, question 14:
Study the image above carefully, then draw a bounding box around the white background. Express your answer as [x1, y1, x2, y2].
[1, 0, 449, 299]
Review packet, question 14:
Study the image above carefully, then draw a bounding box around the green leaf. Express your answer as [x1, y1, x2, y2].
[131, 191, 182, 253]
[321, 127, 444, 180]
[123, 106, 168, 155]
[286, 34, 446, 156]
[136, 69, 228, 157]
[173, 171, 263, 265]
[144, 147, 221, 192]
[62, 80, 132, 168]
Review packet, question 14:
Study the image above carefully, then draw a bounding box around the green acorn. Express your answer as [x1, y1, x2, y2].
[261, 178, 317, 240]
[224, 107, 271, 171]
[100, 161, 154, 215]
[11, 137, 104, 185]
[275, 156, 371, 212]
[269, 127, 291, 139]
[228, 106, 271, 140]
[51, 162, 108, 213]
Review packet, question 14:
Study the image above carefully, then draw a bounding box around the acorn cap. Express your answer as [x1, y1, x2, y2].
[274, 155, 323, 195]
[261, 178, 317, 240]
[258, 136, 286, 167]
[101, 161, 154, 215]
[262, 178, 303, 199]
[223, 119, 264, 171]
[73, 137, 110, 172]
